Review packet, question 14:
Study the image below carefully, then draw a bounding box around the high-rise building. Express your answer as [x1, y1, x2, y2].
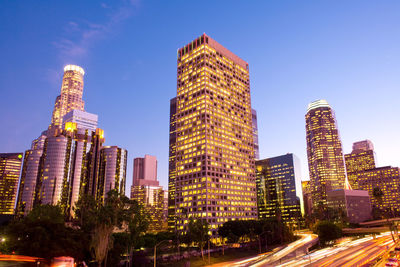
[255, 154, 301, 225]
[16, 137, 46, 215]
[252, 109, 259, 160]
[99, 146, 128, 200]
[345, 140, 376, 189]
[18, 65, 125, 218]
[168, 97, 177, 231]
[170, 34, 257, 236]
[132, 155, 157, 184]
[302, 181, 312, 217]
[0, 153, 23, 215]
[305, 100, 347, 208]
[356, 166, 400, 215]
[63, 109, 98, 132]
[50, 65, 85, 129]
[131, 155, 166, 232]
[35, 123, 105, 216]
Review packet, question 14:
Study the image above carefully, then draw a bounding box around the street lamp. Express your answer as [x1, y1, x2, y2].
[259, 231, 271, 253]
[154, 239, 172, 267]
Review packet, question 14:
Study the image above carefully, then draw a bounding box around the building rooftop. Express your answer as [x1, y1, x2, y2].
[307, 99, 330, 113]
[64, 64, 85, 76]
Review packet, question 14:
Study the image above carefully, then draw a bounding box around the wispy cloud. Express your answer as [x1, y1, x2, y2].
[54, 0, 140, 63]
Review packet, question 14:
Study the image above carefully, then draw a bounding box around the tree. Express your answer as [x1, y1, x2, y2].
[185, 218, 209, 260]
[313, 221, 342, 246]
[4, 204, 85, 260]
[75, 190, 136, 266]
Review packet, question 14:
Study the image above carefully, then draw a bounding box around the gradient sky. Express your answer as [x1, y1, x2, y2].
[1, 1, 400, 195]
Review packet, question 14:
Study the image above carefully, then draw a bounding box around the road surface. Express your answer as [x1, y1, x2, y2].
[277, 232, 394, 267]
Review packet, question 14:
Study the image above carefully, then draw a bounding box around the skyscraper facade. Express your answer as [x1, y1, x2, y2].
[35, 123, 105, 216]
[168, 97, 177, 230]
[132, 155, 157, 184]
[252, 109, 259, 160]
[131, 155, 166, 232]
[0, 153, 23, 214]
[170, 34, 257, 236]
[63, 109, 98, 132]
[16, 147, 44, 215]
[50, 65, 85, 129]
[255, 154, 301, 224]
[356, 166, 400, 215]
[345, 140, 376, 189]
[99, 146, 128, 200]
[305, 100, 347, 208]
[302, 181, 312, 217]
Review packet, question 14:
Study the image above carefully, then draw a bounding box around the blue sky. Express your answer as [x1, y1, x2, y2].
[1, 0, 400, 194]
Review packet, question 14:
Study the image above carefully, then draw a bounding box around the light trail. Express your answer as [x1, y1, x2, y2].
[276, 232, 392, 267]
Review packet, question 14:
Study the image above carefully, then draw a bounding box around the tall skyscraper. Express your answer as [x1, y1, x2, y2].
[99, 146, 128, 200]
[345, 140, 376, 189]
[35, 123, 105, 216]
[168, 97, 177, 230]
[132, 155, 157, 184]
[16, 136, 46, 215]
[305, 100, 347, 208]
[131, 155, 166, 232]
[252, 109, 260, 160]
[170, 34, 257, 236]
[18, 65, 125, 218]
[255, 154, 301, 225]
[50, 65, 85, 129]
[357, 166, 400, 214]
[0, 153, 23, 214]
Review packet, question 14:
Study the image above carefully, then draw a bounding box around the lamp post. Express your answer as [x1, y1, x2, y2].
[154, 240, 172, 267]
[259, 231, 271, 253]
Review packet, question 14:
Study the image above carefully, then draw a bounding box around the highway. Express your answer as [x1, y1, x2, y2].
[277, 232, 394, 267]
[209, 233, 318, 267]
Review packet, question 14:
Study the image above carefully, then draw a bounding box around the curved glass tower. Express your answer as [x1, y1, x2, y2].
[305, 100, 346, 208]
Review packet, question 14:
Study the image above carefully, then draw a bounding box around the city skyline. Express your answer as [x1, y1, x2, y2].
[2, 1, 400, 196]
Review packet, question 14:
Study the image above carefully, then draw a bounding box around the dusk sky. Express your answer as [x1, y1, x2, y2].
[1, 1, 400, 194]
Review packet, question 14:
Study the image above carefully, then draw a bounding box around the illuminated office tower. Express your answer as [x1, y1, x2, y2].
[302, 181, 312, 217]
[168, 97, 177, 230]
[357, 166, 400, 215]
[252, 109, 259, 160]
[99, 146, 127, 200]
[63, 109, 98, 132]
[0, 153, 23, 214]
[50, 65, 85, 129]
[131, 155, 166, 232]
[255, 154, 301, 225]
[36, 123, 105, 215]
[306, 100, 346, 208]
[16, 135, 46, 215]
[344, 140, 376, 189]
[132, 184, 166, 232]
[171, 34, 257, 236]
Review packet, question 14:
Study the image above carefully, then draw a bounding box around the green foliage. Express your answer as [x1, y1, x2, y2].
[4, 204, 86, 260]
[2, 190, 151, 266]
[75, 190, 140, 266]
[313, 220, 342, 245]
[218, 218, 294, 246]
[184, 218, 209, 260]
